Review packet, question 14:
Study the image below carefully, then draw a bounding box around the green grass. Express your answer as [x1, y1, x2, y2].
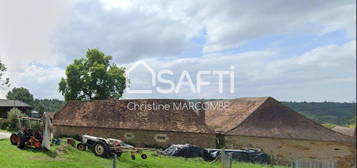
[0, 138, 287, 168]
[0, 129, 11, 133]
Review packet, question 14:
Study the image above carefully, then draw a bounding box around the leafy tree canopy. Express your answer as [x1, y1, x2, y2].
[6, 87, 34, 105]
[32, 99, 65, 113]
[59, 49, 126, 101]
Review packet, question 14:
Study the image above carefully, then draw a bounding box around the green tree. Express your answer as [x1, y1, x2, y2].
[35, 104, 45, 115]
[59, 49, 126, 101]
[6, 87, 34, 105]
[32, 99, 65, 112]
[0, 60, 10, 87]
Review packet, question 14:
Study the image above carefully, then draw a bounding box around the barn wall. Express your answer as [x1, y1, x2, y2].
[225, 135, 356, 168]
[54, 125, 216, 148]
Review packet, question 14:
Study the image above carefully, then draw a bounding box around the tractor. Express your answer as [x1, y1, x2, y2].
[9, 113, 53, 150]
[77, 134, 148, 160]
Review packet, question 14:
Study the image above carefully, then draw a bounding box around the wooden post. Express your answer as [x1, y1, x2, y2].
[112, 153, 117, 168]
[221, 149, 232, 168]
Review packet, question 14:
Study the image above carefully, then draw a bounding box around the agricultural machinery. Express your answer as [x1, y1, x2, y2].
[77, 135, 148, 160]
[9, 113, 52, 150]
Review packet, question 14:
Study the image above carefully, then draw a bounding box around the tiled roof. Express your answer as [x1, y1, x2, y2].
[53, 99, 214, 134]
[205, 97, 267, 133]
[0, 99, 31, 107]
[205, 97, 355, 143]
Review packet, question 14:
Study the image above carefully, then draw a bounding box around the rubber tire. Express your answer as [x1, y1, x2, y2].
[17, 133, 26, 149]
[93, 142, 109, 157]
[141, 154, 148, 159]
[10, 134, 18, 145]
[131, 154, 136, 160]
[77, 143, 87, 151]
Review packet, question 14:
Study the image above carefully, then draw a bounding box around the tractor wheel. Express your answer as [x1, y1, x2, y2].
[131, 154, 136, 160]
[17, 133, 26, 149]
[141, 154, 148, 159]
[10, 134, 18, 145]
[93, 142, 109, 157]
[77, 143, 87, 151]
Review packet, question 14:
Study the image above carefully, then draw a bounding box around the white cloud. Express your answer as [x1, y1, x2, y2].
[0, 0, 71, 98]
[54, 0, 356, 62]
[0, 0, 355, 101]
[53, 0, 199, 66]
[0, 0, 71, 70]
[124, 40, 356, 102]
[199, 0, 356, 52]
[0, 64, 64, 99]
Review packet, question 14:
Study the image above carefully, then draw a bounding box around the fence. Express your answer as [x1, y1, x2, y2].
[292, 159, 336, 168]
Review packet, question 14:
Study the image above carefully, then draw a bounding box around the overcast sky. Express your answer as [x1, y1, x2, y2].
[0, 0, 355, 102]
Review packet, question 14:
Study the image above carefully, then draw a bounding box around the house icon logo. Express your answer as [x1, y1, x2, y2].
[126, 61, 156, 94]
[126, 61, 236, 95]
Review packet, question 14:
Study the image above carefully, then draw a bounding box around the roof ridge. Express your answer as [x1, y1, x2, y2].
[224, 97, 271, 134]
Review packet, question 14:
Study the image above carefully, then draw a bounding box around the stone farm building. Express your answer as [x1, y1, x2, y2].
[53, 99, 215, 148]
[0, 99, 31, 118]
[53, 97, 356, 168]
[205, 97, 356, 168]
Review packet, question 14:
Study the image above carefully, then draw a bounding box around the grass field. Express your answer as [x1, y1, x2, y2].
[0, 138, 287, 168]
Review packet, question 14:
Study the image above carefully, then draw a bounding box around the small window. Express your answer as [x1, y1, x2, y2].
[157, 136, 166, 140]
[154, 134, 169, 142]
[124, 133, 135, 140]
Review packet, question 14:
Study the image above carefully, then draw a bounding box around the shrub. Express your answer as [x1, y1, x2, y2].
[0, 118, 9, 130]
[7, 108, 27, 131]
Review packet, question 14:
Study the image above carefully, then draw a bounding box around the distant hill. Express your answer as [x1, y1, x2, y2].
[282, 101, 356, 126]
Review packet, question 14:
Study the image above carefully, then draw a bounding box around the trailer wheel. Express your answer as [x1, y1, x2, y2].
[10, 134, 18, 145]
[77, 143, 86, 151]
[94, 142, 109, 157]
[141, 154, 148, 159]
[17, 133, 26, 149]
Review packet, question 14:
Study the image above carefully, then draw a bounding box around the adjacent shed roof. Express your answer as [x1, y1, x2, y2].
[54, 99, 213, 134]
[0, 99, 31, 107]
[332, 126, 356, 137]
[205, 97, 355, 143]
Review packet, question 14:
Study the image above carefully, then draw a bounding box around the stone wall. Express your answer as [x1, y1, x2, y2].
[224, 135, 356, 168]
[54, 125, 216, 148]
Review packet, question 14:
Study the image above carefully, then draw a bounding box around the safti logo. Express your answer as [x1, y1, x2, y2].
[126, 61, 156, 94]
[126, 61, 235, 94]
